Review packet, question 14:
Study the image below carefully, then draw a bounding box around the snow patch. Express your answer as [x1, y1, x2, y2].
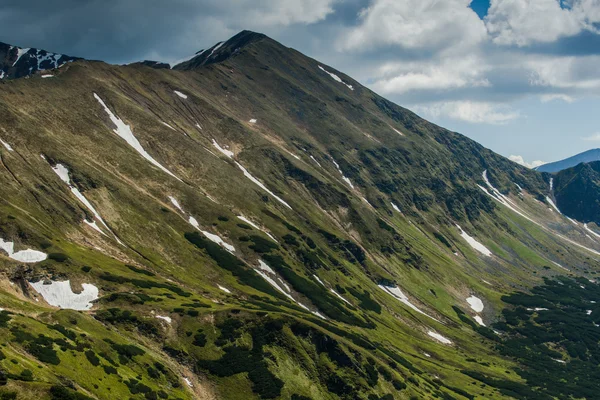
[235, 162, 292, 209]
[331, 158, 354, 189]
[94, 93, 181, 181]
[0, 139, 13, 152]
[188, 217, 199, 229]
[161, 121, 176, 131]
[183, 377, 193, 387]
[309, 155, 322, 168]
[212, 139, 234, 158]
[41, 74, 54, 78]
[0, 238, 47, 263]
[584, 224, 600, 239]
[156, 315, 172, 324]
[379, 285, 439, 322]
[51, 163, 123, 245]
[258, 260, 276, 275]
[12, 47, 30, 66]
[428, 331, 452, 345]
[391, 203, 401, 213]
[174, 90, 188, 99]
[201, 231, 235, 253]
[29, 280, 98, 310]
[318, 65, 354, 90]
[237, 215, 278, 242]
[474, 316, 486, 326]
[218, 285, 231, 294]
[249, 119, 257, 124]
[456, 225, 492, 257]
[168, 196, 185, 213]
[466, 296, 484, 313]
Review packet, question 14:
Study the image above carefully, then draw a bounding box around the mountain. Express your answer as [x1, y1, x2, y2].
[0, 30, 599, 400]
[0, 41, 79, 80]
[536, 148, 600, 173]
[553, 161, 600, 225]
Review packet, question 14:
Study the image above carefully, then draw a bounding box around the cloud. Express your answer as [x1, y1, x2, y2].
[582, 132, 600, 141]
[414, 101, 520, 124]
[540, 93, 576, 102]
[0, 0, 338, 64]
[486, 0, 600, 47]
[509, 155, 547, 168]
[340, 0, 487, 53]
[370, 56, 491, 94]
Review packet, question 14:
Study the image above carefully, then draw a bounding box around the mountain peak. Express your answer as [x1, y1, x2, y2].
[0, 41, 80, 80]
[173, 30, 268, 70]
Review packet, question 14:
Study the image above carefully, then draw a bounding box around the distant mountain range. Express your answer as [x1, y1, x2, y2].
[536, 148, 600, 173]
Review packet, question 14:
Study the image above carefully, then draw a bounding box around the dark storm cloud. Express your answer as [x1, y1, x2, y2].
[0, 0, 360, 64]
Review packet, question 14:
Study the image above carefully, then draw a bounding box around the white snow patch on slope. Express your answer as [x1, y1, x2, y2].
[480, 170, 600, 256]
[392, 127, 404, 136]
[168, 196, 185, 213]
[174, 90, 188, 99]
[313, 274, 325, 286]
[330, 289, 352, 305]
[331, 158, 354, 189]
[218, 285, 231, 294]
[183, 377, 193, 387]
[12, 47, 30, 66]
[258, 260, 276, 274]
[237, 215, 278, 242]
[466, 296, 484, 313]
[201, 231, 235, 253]
[41, 74, 54, 78]
[156, 315, 172, 324]
[379, 285, 439, 322]
[93, 93, 181, 181]
[310, 155, 322, 168]
[0, 238, 47, 263]
[51, 163, 123, 244]
[84, 220, 107, 236]
[456, 225, 492, 257]
[29, 280, 98, 310]
[391, 203, 401, 213]
[188, 216, 199, 229]
[161, 121, 176, 131]
[584, 224, 600, 239]
[474, 316, 486, 326]
[318, 65, 354, 90]
[0, 139, 13, 151]
[428, 331, 452, 345]
[249, 119, 257, 124]
[235, 162, 292, 209]
[212, 139, 234, 158]
[546, 197, 562, 214]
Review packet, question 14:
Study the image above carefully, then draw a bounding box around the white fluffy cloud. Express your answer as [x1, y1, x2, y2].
[341, 0, 487, 52]
[509, 155, 547, 168]
[370, 56, 490, 94]
[414, 101, 520, 124]
[582, 133, 600, 141]
[486, 0, 600, 46]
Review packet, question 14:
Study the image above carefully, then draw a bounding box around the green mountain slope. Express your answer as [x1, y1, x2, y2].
[0, 30, 598, 400]
[553, 161, 600, 226]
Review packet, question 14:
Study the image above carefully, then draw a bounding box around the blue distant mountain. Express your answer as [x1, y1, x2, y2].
[536, 149, 600, 173]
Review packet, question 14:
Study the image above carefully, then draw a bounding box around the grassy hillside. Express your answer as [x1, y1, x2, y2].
[0, 31, 598, 399]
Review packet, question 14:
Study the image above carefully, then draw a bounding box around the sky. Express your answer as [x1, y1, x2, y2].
[1, 0, 600, 166]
